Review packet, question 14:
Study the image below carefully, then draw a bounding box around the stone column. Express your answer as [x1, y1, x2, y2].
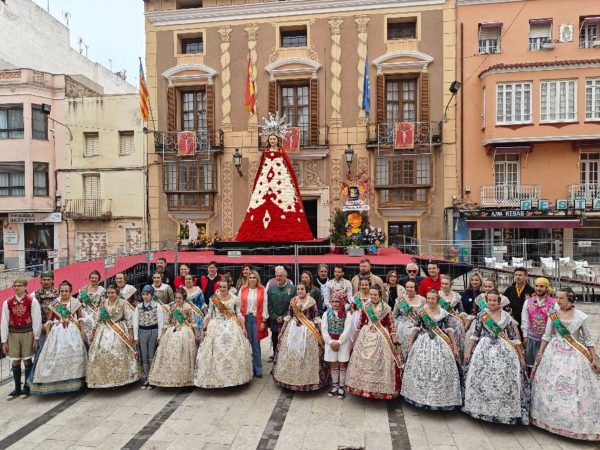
[355, 15, 370, 126]
[328, 17, 343, 128]
[218, 26, 233, 132]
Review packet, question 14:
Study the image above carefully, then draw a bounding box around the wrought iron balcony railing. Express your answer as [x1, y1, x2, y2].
[569, 184, 600, 204]
[152, 128, 224, 158]
[480, 184, 541, 207]
[64, 199, 112, 220]
[366, 122, 442, 150]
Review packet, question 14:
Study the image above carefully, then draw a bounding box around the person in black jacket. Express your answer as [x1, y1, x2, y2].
[503, 267, 534, 330]
[147, 257, 174, 288]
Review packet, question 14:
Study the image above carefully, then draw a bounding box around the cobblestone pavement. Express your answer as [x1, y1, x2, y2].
[0, 304, 598, 450]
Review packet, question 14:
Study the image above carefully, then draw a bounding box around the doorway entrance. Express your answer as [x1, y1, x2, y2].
[24, 223, 53, 266]
[302, 199, 318, 239]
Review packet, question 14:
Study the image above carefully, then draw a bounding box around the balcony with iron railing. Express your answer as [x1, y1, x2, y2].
[366, 122, 443, 151]
[152, 128, 224, 159]
[480, 185, 541, 207]
[569, 184, 600, 204]
[64, 199, 112, 220]
[257, 125, 329, 151]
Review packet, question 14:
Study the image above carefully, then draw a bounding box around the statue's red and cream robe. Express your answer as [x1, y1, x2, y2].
[236, 145, 313, 242]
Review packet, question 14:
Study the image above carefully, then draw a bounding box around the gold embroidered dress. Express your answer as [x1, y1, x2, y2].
[272, 296, 329, 391]
[77, 285, 105, 342]
[86, 298, 141, 388]
[194, 294, 253, 388]
[149, 303, 197, 387]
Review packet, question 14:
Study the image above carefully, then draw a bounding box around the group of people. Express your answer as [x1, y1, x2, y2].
[1, 259, 598, 442]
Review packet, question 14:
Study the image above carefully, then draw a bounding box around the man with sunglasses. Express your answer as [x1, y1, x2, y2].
[1, 278, 42, 400]
[399, 263, 424, 291]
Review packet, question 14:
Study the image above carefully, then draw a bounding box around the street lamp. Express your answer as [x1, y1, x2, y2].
[233, 148, 243, 177]
[344, 145, 354, 172]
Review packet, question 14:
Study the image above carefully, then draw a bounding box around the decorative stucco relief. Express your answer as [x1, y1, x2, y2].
[328, 17, 343, 128]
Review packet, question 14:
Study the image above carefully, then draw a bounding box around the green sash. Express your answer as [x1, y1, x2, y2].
[480, 311, 524, 361]
[439, 298, 464, 323]
[549, 310, 593, 365]
[363, 303, 403, 368]
[476, 296, 487, 312]
[417, 309, 453, 351]
[80, 291, 98, 313]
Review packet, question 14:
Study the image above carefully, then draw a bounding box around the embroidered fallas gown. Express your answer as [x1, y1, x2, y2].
[463, 310, 529, 425]
[149, 303, 197, 387]
[346, 300, 402, 400]
[194, 294, 253, 388]
[530, 308, 600, 440]
[273, 296, 329, 391]
[86, 298, 141, 388]
[401, 309, 462, 410]
[28, 297, 87, 395]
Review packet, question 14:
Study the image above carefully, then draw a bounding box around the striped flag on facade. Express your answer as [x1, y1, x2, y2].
[139, 58, 150, 122]
[244, 52, 256, 114]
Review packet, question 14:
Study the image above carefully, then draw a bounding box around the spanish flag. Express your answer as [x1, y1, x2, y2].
[139, 58, 150, 122]
[244, 52, 256, 114]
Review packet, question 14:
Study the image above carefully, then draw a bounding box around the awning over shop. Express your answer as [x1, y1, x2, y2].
[467, 219, 581, 229]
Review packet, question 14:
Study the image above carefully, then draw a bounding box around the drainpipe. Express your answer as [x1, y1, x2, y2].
[460, 22, 465, 200]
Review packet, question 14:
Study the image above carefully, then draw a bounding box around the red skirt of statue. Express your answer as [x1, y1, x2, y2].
[236, 146, 314, 242]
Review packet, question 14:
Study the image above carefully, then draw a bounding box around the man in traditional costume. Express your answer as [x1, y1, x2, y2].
[1, 278, 42, 400]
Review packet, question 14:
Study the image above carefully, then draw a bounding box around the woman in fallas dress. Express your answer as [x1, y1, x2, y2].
[401, 289, 462, 410]
[77, 270, 105, 343]
[345, 285, 402, 400]
[149, 288, 199, 387]
[28, 280, 87, 395]
[86, 284, 141, 388]
[530, 287, 600, 440]
[194, 278, 253, 388]
[273, 283, 330, 391]
[392, 279, 425, 361]
[463, 290, 529, 425]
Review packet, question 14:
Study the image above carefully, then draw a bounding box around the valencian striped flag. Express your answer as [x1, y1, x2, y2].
[139, 58, 150, 122]
[244, 52, 256, 113]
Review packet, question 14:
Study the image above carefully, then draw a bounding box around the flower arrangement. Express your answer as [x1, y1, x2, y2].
[178, 228, 234, 249]
[363, 226, 386, 247]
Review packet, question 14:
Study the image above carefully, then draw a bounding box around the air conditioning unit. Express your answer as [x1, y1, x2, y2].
[591, 40, 600, 48]
[541, 41, 555, 49]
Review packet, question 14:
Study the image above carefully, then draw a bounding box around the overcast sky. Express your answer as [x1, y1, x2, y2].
[32, 0, 145, 85]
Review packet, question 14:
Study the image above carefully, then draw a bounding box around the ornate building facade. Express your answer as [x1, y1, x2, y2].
[144, 0, 458, 249]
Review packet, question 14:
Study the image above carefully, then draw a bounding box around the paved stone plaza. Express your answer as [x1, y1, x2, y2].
[0, 303, 598, 450]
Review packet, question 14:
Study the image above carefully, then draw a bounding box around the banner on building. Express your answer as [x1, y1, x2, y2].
[394, 122, 415, 150]
[283, 127, 301, 153]
[177, 131, 196, 156]
[9, 212, 62, 223]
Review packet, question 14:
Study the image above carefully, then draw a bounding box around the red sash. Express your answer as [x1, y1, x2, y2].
[239, 286, 268, 340]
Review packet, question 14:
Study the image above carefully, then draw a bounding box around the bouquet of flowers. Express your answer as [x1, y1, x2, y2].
[363, 226, 386, 247]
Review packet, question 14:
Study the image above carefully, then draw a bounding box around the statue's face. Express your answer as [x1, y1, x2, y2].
[268, 135, 278, 147]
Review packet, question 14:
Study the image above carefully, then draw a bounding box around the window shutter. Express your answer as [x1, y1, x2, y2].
[310, 78, 318, 144]
[119, 132, 134, 156]
[269, 80, 277, 114]
[167, 86, 177, 131]
[376, 74, 384, 124]
[420, 73, 430, 123]
[529, 24, 551, 39]
[84, 175, 100, 199]
[479, 26, 500, 40]
[206, 84, 215, 143]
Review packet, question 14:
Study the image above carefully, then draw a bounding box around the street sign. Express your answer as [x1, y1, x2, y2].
[146, 250, 154, 262]
[227, 250, 242, 258]
[104, 256, 115, 268]
[47, 250, 58, 258]
[578, 241, 592, 248]
[493, 245, 507, 253]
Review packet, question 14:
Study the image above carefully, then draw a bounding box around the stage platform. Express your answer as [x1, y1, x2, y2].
[212, 238, 331, 255]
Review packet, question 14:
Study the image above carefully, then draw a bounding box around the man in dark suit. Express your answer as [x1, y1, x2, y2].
[503, 267, 534, 330]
